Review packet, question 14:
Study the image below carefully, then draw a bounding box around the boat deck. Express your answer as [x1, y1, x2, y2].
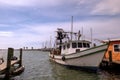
[0, 60, 20, 74]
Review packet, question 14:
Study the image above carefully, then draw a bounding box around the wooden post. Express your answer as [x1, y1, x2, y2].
[4, 48, 14, 80]
[109, 51, 112, 64]
[19, 48, 22, 67]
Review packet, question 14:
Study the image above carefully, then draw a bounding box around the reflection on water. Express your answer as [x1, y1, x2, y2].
[98, 70, 120, 80]
[0, 50, 120, 80]
[50, 61, 99, 80]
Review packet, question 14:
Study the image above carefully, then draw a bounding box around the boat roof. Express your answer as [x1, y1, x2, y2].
[103, 39, 120, 42]
[70, 40, 91, 43]
[61, 40, 91, 44]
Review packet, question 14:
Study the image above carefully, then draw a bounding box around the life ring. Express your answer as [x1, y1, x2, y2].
[62, 56, 65, 61]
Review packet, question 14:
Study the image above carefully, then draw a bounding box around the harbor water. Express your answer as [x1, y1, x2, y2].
[0, 50, 120, 80]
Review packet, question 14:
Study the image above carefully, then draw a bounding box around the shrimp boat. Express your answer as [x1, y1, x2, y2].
[49, 28, 109, 71]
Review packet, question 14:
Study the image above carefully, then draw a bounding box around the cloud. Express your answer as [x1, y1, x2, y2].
[0, 0, 102, 25]
[0, 31, 14, 37]
[0, 0, 62, 7]
[0, 21, 73, 49]
[91, 0, 120, 15]
[0, 0, 120, 49]
[0, 0, 95, 18]
[0, 17, 120, 49]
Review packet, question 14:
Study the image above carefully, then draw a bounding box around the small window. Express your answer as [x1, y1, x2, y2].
[72, 43, 77, 48]
[67, 43, 70, 49]
[63, 45, 66, 50]
[114, 44, 120, 52]
[78, 42, 82, 48]
[86, 43, 90, 48]
[83, 43, 87, 47]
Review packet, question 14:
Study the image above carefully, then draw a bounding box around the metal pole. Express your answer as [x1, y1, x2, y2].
[90, 28, 93, 46]
[71, 16, 73, 41]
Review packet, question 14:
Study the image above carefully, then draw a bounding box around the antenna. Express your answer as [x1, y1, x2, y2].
[50, 36, 52, 48]
[81, 27, 83, 40]
[90, 28, 93, 44]
[71, 16, 73, 41]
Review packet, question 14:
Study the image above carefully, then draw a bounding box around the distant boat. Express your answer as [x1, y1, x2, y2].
[49, 27, 109, 71]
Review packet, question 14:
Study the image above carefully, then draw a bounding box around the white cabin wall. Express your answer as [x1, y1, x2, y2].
[61, 48, 88, 55]
[61, 42, 89, 55]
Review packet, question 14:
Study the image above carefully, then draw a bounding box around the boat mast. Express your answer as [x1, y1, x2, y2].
[90, 28, 93, 45]
[71, 16, 73, 41]
[81, 27, 83, 40]
[50, 36, 52, 49]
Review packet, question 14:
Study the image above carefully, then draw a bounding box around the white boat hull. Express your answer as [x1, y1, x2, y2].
[49, 44, 108, 71]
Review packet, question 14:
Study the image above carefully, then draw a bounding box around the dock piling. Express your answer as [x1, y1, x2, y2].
[0, 48, 24, 79]
[4, 48, 14, 80]
[19, 48, 22, 67]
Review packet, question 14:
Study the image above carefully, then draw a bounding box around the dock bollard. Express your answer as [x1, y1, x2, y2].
[4, 48, 14, 80]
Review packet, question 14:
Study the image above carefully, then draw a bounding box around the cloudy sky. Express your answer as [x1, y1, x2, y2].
[0, 0, 120, 49]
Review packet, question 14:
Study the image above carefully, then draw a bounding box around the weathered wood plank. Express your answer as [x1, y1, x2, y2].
[0, 60, 20, 73]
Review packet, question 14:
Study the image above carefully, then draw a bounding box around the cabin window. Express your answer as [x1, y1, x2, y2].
[83, 43, 87, 47]
[78, 42, 82, 48]
[86, 43, 90, 48]
[82, 43, 90, 48]
[67, 43, 70, 49]
[72, 43, 77, 48]
[114, 44, 120, 52]
[63, 45, 66, 50]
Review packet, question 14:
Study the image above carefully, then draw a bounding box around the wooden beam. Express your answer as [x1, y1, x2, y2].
[19, 48, 23, 67]
[4, 48, 13, 79]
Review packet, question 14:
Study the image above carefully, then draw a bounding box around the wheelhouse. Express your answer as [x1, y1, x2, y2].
[61, 40, 91, 55]
[104, 39, 120, 61]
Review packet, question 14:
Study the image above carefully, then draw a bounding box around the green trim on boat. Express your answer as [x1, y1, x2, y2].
[67, 49, 107, 59]
[78, 43, 108, 53]
[64, 43, 108, 56]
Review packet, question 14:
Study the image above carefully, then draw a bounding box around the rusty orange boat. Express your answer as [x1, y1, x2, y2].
[101, 39, 120, 69]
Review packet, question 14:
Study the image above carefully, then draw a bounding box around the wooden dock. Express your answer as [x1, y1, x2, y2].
[0, 60, 20, 74]
[0, 48, 24, 79]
